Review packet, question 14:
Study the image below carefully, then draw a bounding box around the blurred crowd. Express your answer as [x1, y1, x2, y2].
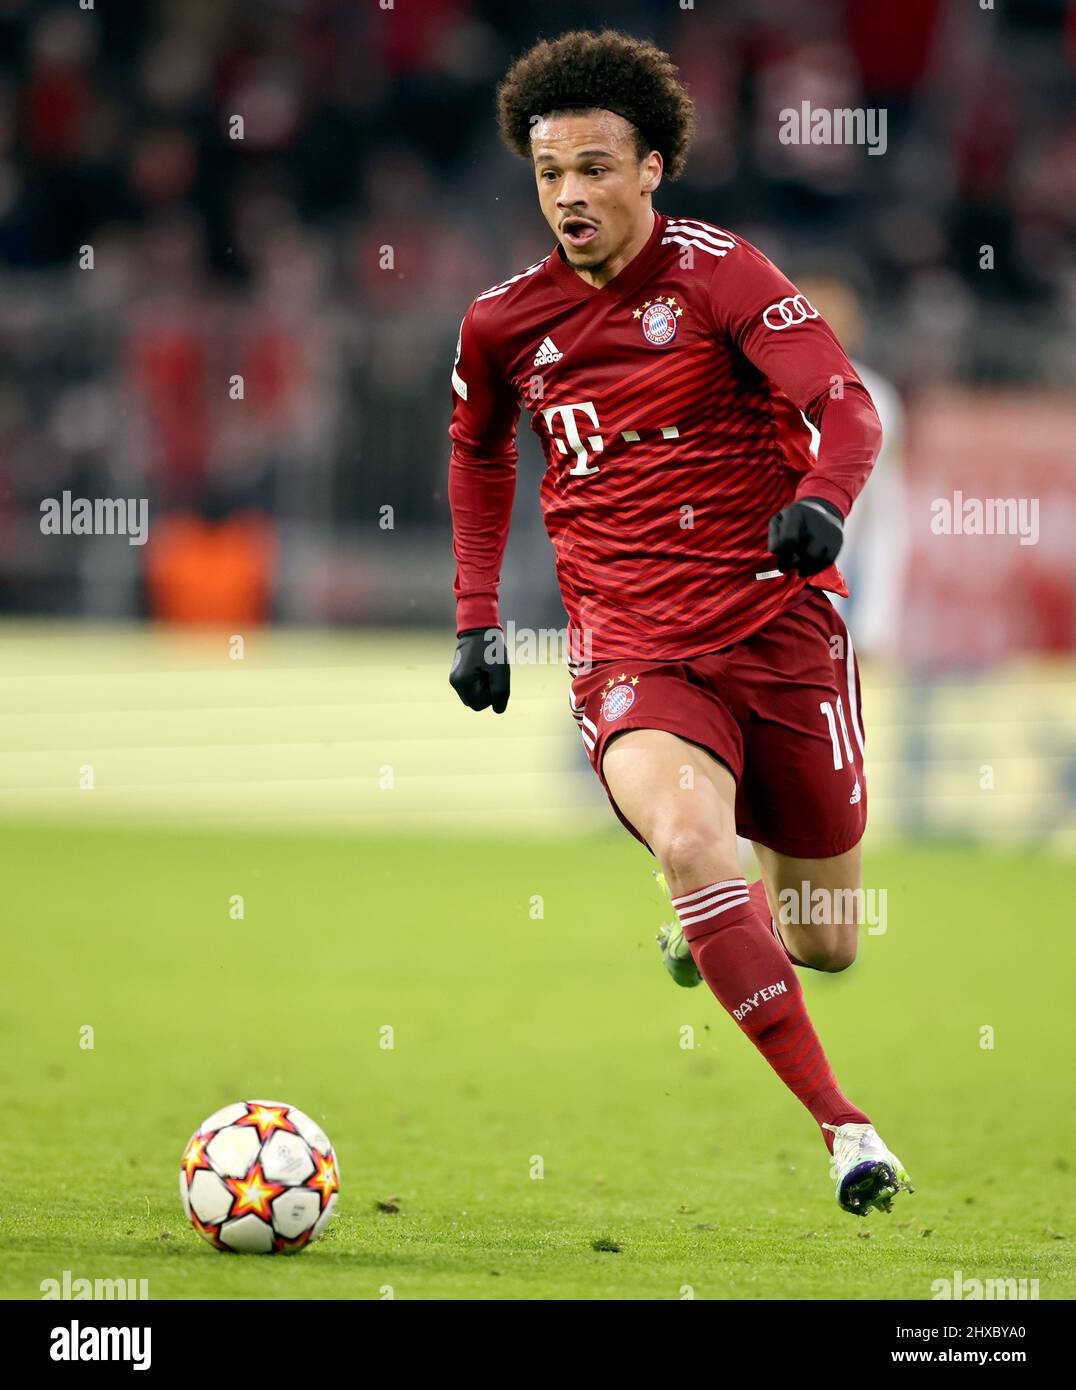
[0, 0, 1073, 622]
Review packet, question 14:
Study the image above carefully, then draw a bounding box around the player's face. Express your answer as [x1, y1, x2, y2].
[531, 111, 661, 278]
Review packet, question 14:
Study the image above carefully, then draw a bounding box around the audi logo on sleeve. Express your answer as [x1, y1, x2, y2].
[762, 295, 819, 330]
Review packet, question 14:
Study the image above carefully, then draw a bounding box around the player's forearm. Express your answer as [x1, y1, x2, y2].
[448, 445, 516, 632]
[797, 381, 883, 517]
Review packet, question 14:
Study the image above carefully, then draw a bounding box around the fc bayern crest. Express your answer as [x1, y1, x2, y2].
[601, 683, 636, 721]
[639, 297, 680, 346]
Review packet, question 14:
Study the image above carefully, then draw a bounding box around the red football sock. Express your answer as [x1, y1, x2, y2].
[746, 878, 809, 968]
[672, 877, 870, 1151]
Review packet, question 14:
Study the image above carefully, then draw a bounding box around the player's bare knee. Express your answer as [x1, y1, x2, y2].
[819, 931, 858, 973]
[653, 823, 734, 889]
[820, 948, 857, 973]
[653, 823, 707, 881]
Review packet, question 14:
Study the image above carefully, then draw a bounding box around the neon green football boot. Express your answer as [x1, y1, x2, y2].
[654, 871, 703, 988]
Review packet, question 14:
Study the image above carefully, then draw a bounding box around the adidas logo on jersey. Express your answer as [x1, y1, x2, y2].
[533, 336, 562, 365]
[849, 779, 862, 805]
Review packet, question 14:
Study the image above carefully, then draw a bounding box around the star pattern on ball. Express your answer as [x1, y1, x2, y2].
[307, 1150, 340, 1210]
[225, 1162, 287, 1221]
[191, 1213, 228, 1251]
[181, 1102, 341, 1255]
[274, 1230, 313, 1254]
[181, 1132, 212, 1183]
[236, 1102, 298, 1142]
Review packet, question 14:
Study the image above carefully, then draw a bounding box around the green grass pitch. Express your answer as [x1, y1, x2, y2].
[2, 821, 1072, 1300]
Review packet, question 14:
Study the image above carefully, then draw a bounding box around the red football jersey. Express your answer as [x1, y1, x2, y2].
[448, 209, 882, 662]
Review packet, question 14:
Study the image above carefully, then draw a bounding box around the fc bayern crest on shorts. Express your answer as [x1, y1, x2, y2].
[601, 682, 636, 721]
[637, 295, 680, 346]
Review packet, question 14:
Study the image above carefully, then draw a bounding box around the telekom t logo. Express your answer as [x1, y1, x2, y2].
[541, 402, 603, 476]
[540, 401, 681, 477]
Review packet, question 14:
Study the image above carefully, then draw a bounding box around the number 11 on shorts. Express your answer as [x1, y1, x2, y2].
[819, 698, 855, 770]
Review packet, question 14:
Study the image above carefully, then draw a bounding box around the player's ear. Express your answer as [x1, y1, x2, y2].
[641, 150, 663, 195]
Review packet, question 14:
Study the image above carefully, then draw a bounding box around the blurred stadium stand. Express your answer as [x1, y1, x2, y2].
[0, 0, 1072, 846]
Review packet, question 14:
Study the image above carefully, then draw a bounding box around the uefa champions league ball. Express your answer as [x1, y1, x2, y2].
[180, 1100, 340, 1254]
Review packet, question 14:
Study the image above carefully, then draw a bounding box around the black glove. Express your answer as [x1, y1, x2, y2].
[767, 497, 844, 578]
[449, 627, 510, 713]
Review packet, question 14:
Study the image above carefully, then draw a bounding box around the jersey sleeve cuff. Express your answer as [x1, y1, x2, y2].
[456, 597, 500, 633]
[793, 479, 852, 518]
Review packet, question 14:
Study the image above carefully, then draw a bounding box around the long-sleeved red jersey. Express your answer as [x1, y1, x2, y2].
[448, 209, 882, 662]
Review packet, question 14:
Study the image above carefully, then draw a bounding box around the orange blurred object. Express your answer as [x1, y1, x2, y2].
[145, 511, 277, 626]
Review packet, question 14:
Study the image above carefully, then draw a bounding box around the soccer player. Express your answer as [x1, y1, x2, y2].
[446, 29, 912, 1217]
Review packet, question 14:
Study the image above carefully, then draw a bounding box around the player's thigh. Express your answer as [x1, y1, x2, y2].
[601, 728, 741, 881]
[753, 841, 862, 968]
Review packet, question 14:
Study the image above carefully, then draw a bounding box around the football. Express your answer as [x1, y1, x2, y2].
[179, 1100, 340, 1254]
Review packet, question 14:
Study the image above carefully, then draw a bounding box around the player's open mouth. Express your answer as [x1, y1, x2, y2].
[562, 219, 598, 247]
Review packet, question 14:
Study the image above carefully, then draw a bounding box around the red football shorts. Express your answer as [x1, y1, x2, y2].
[568, 588, 867, 859]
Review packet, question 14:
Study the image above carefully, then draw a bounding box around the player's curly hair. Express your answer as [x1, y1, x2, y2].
[496, 29, 696, 180]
